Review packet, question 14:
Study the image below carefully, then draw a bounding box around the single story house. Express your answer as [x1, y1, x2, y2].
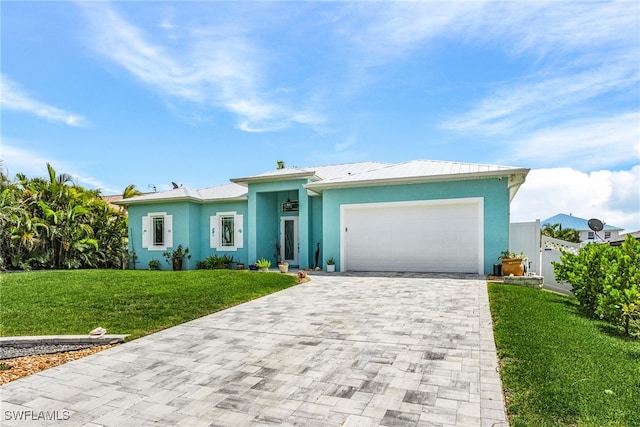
[541, 213, 624, 242]
[116, 159, 530, 274]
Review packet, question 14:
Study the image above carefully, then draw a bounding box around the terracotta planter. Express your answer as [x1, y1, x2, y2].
[501, 258, 524, 276]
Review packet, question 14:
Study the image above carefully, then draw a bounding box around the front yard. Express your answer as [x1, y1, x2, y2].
[489, 283, 640, 427]
[2, 270, 638, 426]
[0, 269, 297, 340]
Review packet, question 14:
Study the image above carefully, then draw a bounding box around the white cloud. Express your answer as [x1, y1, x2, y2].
[502, 113, 640, 170]
[0, 142, 117, 194]
[78, 2, 322, 133]
[340, 3, 639, 147]
[441, 64, 638, 135]
[0, 142, 52, 178]
[511, 166, 640, 233]
[334, 134, 357, 152]
[0, 74, 87, 126]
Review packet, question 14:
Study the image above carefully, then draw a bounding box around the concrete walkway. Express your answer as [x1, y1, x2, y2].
[0, 274, 508, 427]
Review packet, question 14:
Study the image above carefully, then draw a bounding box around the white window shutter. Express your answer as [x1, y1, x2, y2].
[210, 215, 218, 249]
[142, 215, 150, 248]
[165, 215, 173, 248]
[235, 214, 244, 249]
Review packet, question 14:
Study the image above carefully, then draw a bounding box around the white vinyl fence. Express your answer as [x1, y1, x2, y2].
[510, 220, 541, 275]
[509, 221, 582, 293]
[541, 236, 582, 292]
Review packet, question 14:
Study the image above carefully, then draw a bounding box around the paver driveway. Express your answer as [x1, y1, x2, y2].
[0, 274, 508, 427]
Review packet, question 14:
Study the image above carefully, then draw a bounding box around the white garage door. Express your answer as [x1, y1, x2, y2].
[342, 198, 483, 273]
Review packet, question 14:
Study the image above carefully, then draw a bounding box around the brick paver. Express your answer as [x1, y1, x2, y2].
[0, 274, 508, 426]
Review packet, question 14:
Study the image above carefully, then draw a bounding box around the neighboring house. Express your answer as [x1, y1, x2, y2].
[609, 230, 640, 246]
[102, 194, 125, 212]
[541, 213, 624, 243]
[116, 160, 529, 274]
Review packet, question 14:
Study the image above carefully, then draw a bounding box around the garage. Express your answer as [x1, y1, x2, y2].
[341, 198, 484, 273]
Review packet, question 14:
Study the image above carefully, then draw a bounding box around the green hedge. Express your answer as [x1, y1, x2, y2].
[554, 234, 640, 337]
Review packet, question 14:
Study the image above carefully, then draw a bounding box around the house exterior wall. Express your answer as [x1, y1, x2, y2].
[126, 175, 513, 273]
[309, 195, 323, 268]
[580, 229, 622, 243]
[128, 202, 200, 270]
[200, 201, 248, 265]
[248, 179, 310, 267]
[320, 177, 510, 274]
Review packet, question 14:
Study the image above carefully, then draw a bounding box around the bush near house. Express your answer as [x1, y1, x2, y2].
[553, 234, 640, 337]
[0, 164, 129, 270]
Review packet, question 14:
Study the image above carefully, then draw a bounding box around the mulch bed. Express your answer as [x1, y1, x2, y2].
[0, 345, 116, 386]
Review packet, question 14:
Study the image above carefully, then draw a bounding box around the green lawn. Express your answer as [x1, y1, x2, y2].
[0, 269, 297, 340]
[489, 283, 640, 427]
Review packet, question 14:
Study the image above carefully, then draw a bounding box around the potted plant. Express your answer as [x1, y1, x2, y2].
[326, 257, 336, 273]
[163, 244, 191, 271]
[255, 258, 271, 272]
[498, 251, 525, 276]
[148, 259, 161, 270]
[278, 262, 289, 273]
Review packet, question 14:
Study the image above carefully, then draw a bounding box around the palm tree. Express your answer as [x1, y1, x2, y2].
[0, 163, 129, 270]
[122, 184, 143, 199]
[541, 223, 581, 243]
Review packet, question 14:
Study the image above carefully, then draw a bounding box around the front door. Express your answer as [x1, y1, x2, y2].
[280, 216, 299, 266]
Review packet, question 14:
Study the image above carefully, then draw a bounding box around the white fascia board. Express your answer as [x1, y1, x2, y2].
[230, 171, 318, 186]
[115, 196, 203, 206]
[116, 195, 248, 206]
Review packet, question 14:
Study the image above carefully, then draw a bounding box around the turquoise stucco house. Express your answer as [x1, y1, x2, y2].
[117, 160, 529, 274]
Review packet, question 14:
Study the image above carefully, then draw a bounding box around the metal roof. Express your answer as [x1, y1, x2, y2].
[307, 160, 523, 186]
[230, 161, 389, 185]
[118, 159, 529, 204]
[541, 213, 622, 231]
[115, 183, 247, 205]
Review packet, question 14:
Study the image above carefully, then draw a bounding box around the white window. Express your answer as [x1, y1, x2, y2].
[588, 231, 595, 240]
[142, 212, 173, 251]
[210, 212, 243, 251]
[604, 231, 611, 239]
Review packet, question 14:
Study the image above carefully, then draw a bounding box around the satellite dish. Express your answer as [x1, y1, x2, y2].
[588, 218, 604, 232]
[171, 181, 180, 189]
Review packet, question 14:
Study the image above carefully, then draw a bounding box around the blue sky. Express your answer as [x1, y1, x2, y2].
[2, 1, 639, 232]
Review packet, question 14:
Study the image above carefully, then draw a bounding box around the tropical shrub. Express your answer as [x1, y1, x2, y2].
[554, 234, 640, 336]
[0, 163, 129, 270]
[198, 254, 234, 269]
[597, 236, 640, 335]
[255, 258, 271, 268]
[553, 242, 617, 312]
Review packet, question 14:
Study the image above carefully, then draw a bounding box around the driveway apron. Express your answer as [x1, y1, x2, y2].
[0, 274, 508, 427]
